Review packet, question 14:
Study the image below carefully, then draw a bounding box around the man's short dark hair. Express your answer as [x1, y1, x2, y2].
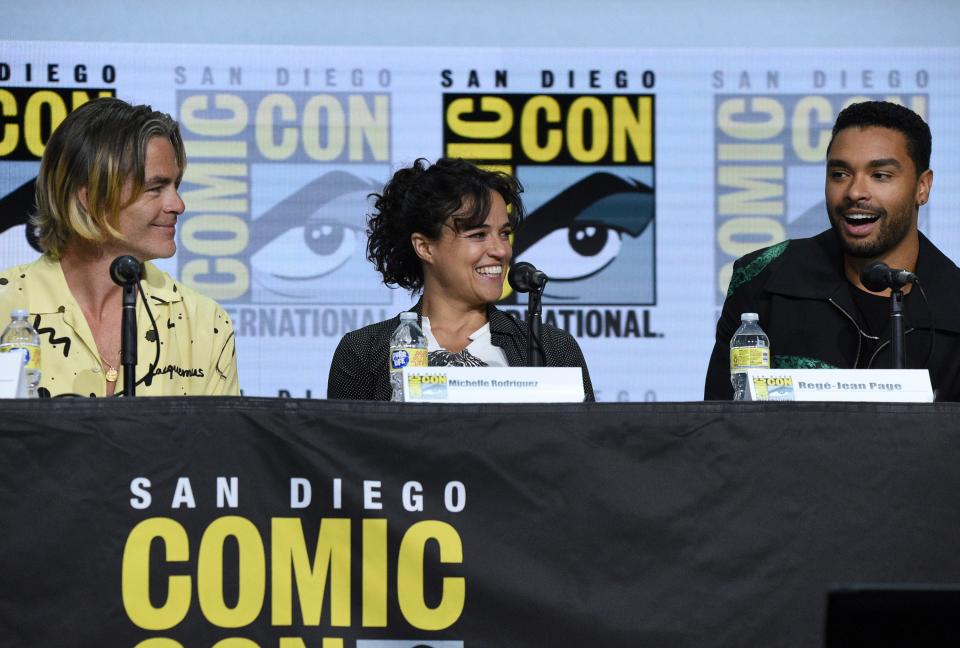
[827, 101, 931, 176]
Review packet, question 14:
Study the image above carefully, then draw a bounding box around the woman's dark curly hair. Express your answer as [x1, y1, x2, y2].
[367, 157, 525, 291]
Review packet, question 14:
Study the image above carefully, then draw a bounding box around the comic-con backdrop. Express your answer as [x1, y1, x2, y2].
[2, 43, 958, 400]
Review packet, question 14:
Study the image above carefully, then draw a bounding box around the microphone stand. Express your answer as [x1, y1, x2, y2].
[526, 283, 545, 367]
[889, 288, 906, 369]
[121, 281, 138, 396]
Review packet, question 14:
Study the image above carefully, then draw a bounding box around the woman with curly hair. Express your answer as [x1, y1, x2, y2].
[326, 158, 594, 401]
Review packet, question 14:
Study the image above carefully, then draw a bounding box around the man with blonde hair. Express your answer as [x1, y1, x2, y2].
[0, 97, 239, 397]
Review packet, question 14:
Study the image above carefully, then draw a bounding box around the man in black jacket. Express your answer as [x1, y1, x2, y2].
[705, 101, 960, 401]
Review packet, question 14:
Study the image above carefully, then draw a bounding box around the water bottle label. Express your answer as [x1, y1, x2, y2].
[390, 347, 427, 371]
[408, 348, 428, 368]
[730, 347, 769, 371]
[391, 348, 410, 371]
[0, 343, 40, 370]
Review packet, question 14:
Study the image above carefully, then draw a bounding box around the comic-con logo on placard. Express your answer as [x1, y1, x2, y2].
[0, 84, 116, 258]
[175, 89, 395, 338]
[713, 92, 928, 304]
[442, 92, 656, 309]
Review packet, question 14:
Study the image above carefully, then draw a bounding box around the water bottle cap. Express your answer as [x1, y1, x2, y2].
[740, 312, 759, 322]
[399, 311, 417, 321]
[10, 308, 29, 319]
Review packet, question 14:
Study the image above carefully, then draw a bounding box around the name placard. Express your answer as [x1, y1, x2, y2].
[745, 368, 933, 402]
[0, 349, 27, 399]
[402, 366, 585, 403]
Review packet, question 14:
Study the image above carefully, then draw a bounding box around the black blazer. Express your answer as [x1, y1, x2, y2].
[327, 303, 595, 401]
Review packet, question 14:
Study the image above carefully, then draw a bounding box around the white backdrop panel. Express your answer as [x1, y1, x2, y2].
[1, 43, 957, 400]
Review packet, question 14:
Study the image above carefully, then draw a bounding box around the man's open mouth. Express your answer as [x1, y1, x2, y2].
[842, 212, 881, 226]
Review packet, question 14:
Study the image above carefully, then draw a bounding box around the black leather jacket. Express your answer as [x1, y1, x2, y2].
[705, 229, 960, 401]
[328, 303, 595, 401]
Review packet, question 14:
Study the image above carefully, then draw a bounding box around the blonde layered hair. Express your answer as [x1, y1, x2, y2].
[33, 97, 186, 257]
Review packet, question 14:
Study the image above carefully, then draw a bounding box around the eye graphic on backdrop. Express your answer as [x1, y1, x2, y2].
[248, 171, 382, 302]
[0, 178, 43, 256]
[254, 218, 360, 279]
[507, 172, 655, 303]
[519, 222, 623, 281]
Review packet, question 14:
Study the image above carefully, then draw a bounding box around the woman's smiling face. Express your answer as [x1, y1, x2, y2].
[419, 190, 514, 310]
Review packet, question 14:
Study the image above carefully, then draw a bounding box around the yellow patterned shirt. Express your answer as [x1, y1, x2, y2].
[0, 255, 239, 397]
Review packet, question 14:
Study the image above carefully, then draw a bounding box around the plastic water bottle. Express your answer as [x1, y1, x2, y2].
[730, 312, 770, 401]
[389, 311, 428, 402]
[0, 309, 41, 397]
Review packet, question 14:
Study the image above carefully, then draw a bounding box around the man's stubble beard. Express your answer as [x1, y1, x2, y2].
[830, 206, 915, 259]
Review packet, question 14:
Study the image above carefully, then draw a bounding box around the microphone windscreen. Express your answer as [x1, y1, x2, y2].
[860, 261, 891, 292]
[508, 262, 537, 293]
[110, 255, 143, 286]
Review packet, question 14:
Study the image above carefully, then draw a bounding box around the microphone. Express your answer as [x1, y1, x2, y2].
[860, 261, 918, 292]
[110, 255, 143, 286]
[110, 255, 143, 396]
[508, 262, 548, 293]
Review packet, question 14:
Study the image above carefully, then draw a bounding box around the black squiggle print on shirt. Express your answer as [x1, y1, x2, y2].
[34, 314, 71, 357]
